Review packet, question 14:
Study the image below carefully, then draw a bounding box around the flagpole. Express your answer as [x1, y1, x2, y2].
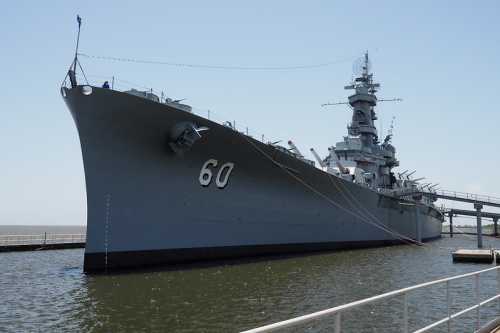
[73, 15, 82, 73]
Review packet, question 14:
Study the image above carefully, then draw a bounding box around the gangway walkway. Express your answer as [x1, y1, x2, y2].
[399, 189, 500, 209]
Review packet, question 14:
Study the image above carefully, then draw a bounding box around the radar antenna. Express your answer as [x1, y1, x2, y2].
[383, 116, 396, 144]
[323, 52, 402, 107]
[388, 116, 396, 137]
[322, 98, 401, 108]
[344, 51, 380, 94]
[378, 98, 403, 103]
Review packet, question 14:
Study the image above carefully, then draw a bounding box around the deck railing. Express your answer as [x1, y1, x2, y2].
[0, 234, 86, 246]
[241, 266, 500, 333]
[64, 76, 270, 144]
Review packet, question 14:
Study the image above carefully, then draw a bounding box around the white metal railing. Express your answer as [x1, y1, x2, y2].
[241, 266, 500, 333]
[398, 189, 500, 206]
[0, 234, 86, 246]
[434, 190, 500, 205]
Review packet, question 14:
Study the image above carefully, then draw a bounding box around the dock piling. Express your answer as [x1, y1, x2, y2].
[449, 213, 453, 238]
[475, 203, 484, 248]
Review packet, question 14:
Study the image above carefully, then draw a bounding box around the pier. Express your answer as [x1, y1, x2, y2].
[0, 233, 86, 252]
[399, 189, 500, 248]
[444, 208, 500, 239]
[451, 249, 495, 263]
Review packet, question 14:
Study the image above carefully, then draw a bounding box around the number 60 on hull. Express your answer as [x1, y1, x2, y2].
[199, 159, 235, 189]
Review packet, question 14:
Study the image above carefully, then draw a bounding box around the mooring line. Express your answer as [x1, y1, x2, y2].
[239, 134, 421, 246]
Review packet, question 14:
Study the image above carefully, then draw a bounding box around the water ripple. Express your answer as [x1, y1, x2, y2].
[1, 236, 499, 332]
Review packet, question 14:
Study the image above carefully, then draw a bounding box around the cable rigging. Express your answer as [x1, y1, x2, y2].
[77, 52, 354, 71]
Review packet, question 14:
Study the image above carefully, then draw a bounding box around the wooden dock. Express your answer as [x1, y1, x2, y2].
[452, 249, 495, 263]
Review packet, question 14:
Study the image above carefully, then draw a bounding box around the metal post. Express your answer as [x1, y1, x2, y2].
[43, 232, 47, 245]
[449, 213, 453, 238]
[494, 217, 498, 237]
[335, 312, 341, 333]
[403, 292, 408, 333]
[73, 16, 82, 74]
[475, 203, 483, 248]
[497, 268, 500, 313]
[476, 274, 480, 330]
[112, 76, 115, 90]
[446, 280, 451, 333]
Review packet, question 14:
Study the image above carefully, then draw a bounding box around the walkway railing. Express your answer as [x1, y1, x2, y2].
[0, 234, 86, 246]
[241, 266, 500, 333]
[441, 225, 495, 236]
[434, 190, 500, 206]
[398, 189, 500, 207]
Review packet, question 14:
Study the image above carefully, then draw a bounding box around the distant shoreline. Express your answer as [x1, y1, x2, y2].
[0, 225, 86, 235]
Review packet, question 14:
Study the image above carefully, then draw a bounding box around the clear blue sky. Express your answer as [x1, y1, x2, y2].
[1, 0, 499, 225]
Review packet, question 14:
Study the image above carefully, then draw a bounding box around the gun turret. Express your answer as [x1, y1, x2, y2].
[328, 148, 349, 174]
[310, 148, 326, 168]
[406, 170, 416, 179]
[288, 140, 305, 159]
[398, 170, 409, 179]
[412, 177, 425, 182]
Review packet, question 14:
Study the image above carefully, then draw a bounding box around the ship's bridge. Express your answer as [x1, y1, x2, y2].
[348, 92, 377, 106]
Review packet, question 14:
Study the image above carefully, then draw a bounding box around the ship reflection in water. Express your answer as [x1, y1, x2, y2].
[2, 235, 499, 332]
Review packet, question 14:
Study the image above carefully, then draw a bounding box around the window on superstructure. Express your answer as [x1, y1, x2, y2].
[355, 110, 367, 125]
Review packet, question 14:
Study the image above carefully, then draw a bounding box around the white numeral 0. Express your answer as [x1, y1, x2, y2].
[199, 159, 234, 188]
[215, 162, 235, 188]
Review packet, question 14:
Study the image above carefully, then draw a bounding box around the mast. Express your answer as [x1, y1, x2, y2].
[66, 15, 87, 88]
[73, 15, 82, 74]
[343, 51, 380, 147]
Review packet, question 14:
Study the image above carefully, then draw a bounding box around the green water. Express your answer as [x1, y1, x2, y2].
[1, 232, 500, 332]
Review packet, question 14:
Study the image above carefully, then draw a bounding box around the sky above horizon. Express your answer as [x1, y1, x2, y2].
[1, 0, 499, 226]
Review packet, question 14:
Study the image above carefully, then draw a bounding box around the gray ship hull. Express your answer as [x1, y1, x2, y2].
[62, 86, 443, 272]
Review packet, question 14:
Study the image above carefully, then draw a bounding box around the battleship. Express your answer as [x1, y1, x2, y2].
[62, 26, 442, 272]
